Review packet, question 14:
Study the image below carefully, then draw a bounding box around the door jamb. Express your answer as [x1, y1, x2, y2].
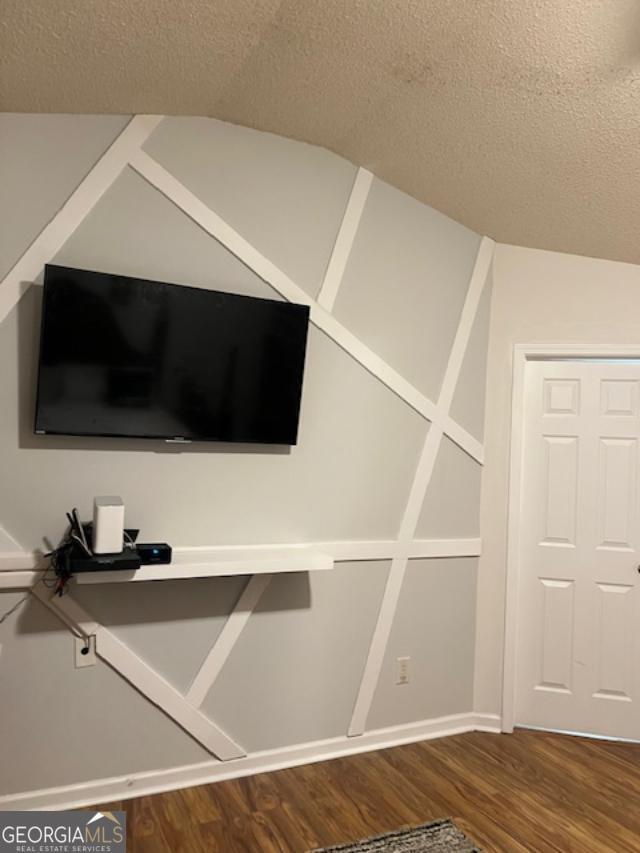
[502, 343, 640, 732]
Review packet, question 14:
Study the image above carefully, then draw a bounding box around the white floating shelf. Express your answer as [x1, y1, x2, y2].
[74, 547, 334, 584]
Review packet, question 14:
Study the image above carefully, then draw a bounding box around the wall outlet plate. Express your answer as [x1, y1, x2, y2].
[75, 635, 97, 668]
[396, 655, 410, 685]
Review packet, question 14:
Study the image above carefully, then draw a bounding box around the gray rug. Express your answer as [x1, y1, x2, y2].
[311, 819, 480, 852]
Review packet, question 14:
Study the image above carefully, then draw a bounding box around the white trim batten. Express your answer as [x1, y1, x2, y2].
[129, 149, 483, 464]
[0, 115, 164, 324]
[348, 553, 408, 736]
[317, 167, 373, 312]
[0, 570, 42, 588]
[97, 631, 245, 760]
[0, 552, 45, 572]
[348, 422, 445, 736]
[31, 580, 245, 760]
[186, 573, 273, 707]
[349, 237, 495, 736]
[129, 150, 313, 307]
[438, 238, 494, 411]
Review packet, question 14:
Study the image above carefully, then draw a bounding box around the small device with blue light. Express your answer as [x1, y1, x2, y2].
[136, 543, 172, 565]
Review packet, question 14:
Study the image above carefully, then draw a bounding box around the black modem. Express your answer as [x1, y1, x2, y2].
[67, 539, 141, 573]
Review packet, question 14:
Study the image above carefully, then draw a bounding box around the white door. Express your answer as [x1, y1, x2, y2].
[515, 359, 640, 739]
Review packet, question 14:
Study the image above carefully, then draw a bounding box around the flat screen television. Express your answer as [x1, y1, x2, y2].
[35, 265, 310, 445]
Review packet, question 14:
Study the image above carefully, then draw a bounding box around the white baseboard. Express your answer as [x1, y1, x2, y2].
[471, 712, 502, 733]
[1, 711, 502, 811]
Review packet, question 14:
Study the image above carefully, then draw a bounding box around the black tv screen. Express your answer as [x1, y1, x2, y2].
[35, 265, 310, 445]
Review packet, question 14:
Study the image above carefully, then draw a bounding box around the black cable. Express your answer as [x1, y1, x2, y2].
[0, 594, 29, 625]
[45, 535, 75, 595]
[0, 553, 71, 625]
[0, 508, 85, 624]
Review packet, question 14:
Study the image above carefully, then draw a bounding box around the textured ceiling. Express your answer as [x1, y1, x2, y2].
[2, 0, 640, 265]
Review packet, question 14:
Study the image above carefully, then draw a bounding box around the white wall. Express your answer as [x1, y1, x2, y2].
[0, 114, 491, 802]
[475, 243, 640, 714]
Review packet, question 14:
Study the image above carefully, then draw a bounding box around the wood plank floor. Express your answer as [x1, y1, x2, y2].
[91, 729, 640, 852]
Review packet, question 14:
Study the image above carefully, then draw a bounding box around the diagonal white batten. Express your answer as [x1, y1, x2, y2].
[186, 573, 273, 707]
[97, 630, 245, 760]
[129, 150, 483, 464]
[0, 116, 163, 325]
[317, 167, 373, 312]
[348, 237, 494, 736]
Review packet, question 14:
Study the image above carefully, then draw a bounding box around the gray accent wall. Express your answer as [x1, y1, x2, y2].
[204, 561, 390, 751]
[450, 274, 493, 442]
[367, 558, 477, 729]
[333, 178, 481, 402]
[144, 117, 358, 299]
[0, 114, 492, 798]
[55, 167, 280, 302]
[0, 114, 129, 280]
[0, 591, 211, 794]
[74, 577, 248, 694]
[415, 437, 481, 539]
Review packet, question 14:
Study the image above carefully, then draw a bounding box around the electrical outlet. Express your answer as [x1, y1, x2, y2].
[396, 655, 410, 685]
[75, 635, 97, 668]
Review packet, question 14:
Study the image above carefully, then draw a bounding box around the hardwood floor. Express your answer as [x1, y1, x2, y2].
[91, 729, 640, 852]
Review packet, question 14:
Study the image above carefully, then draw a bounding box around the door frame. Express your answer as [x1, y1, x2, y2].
[502, 343, 640, 733]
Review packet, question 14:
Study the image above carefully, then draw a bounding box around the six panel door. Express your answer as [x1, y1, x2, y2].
[516, 360, 640, 740]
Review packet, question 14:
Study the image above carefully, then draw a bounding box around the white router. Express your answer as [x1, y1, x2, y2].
[93, 496, 125, 554]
